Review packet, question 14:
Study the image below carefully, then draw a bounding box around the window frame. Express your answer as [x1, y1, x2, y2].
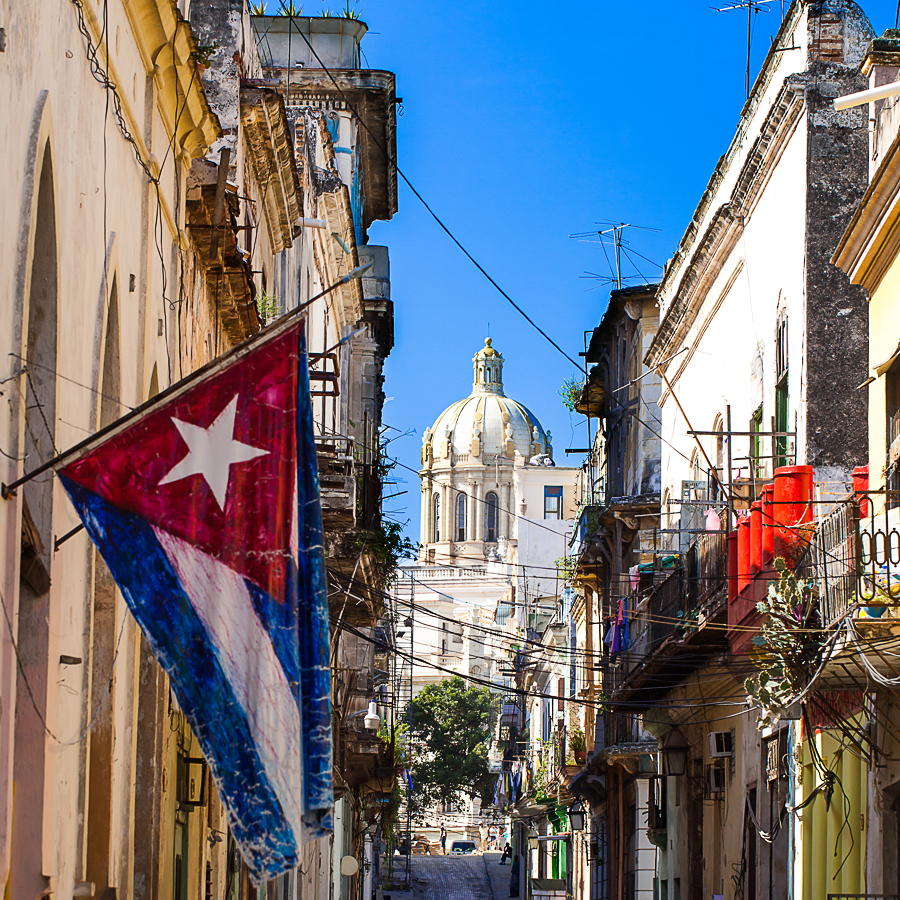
[484, 491, 499, 543]
[543, 485, 563, 520]
[456, 492, 467, 541]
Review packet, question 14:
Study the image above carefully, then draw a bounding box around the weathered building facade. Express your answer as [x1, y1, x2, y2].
[0, 4, 399, 900]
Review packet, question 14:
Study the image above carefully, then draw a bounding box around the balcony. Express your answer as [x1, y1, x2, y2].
[500, 700, 521, 730]
[573, 366, 605, 418]
[333, 663, 388, 791]
[316, 435, 383, 624]
[186, 161, 259, 345]
[532, 728, 584, 792]
[609, 533, 728, 709]
[794, 501, 900, 690]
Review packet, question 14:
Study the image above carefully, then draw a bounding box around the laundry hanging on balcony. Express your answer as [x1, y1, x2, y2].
[56, 318, 331, 884]
[609, 597, 629, 653]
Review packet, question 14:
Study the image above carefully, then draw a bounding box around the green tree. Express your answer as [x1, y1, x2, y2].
[404, 676, 499, 812]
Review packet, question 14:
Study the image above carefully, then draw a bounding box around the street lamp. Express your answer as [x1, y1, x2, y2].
[527, 834, 539, 850]
[364, 700, 380, 731]
[661, 728, 690, 777]
[568, 799, 586, 832]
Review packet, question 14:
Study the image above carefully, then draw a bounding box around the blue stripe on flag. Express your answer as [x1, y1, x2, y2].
[61, 476, 299, 881]
[296, 332, 333, 827]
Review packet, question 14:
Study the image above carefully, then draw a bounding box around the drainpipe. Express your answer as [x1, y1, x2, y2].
[618, 767, 625, 900]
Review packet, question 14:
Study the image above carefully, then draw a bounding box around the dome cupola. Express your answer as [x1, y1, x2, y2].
[421, 337, 552, 467]
[473, 338, 504, 395]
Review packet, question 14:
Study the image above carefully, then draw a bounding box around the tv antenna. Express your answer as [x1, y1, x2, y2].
[711, 0, 777, 98]
[569, 221, 662, 291]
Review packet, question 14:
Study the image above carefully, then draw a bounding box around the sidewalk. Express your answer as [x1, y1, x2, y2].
[482, 852, 512, 900]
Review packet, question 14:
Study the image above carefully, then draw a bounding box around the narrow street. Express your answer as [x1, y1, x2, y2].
[408, 852, 508, 900]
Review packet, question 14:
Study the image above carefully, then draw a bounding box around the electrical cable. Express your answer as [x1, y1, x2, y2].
[0, 581, 128, 746]
[283, 22, 582, 372]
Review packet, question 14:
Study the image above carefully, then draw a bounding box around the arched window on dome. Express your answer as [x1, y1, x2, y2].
[485, 369, 492, 383]
[485, 491, 499, 543]
[433, 493, 441, 543]
[456, 493, 467, 541]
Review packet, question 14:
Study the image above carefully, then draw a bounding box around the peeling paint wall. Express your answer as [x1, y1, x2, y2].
[801, 66, 870, 473]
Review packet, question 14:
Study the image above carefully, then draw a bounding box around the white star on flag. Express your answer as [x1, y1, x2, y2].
[159, 395, 269, 509]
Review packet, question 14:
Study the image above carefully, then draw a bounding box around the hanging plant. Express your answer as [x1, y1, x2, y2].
[743, 558, 822, 729]
[559, 377, 585, 412]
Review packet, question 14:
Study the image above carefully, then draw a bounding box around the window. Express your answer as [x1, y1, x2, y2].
[712, 416, 724, 501]
[544, 485, 563, 519]
[887, 359, 900, 507]
[456, 492, 466, 541]
[775, 314, 789, 469]
[485, 491, 499, 542]
[751, 405, 764, 479]
[432, 493, 441, 543]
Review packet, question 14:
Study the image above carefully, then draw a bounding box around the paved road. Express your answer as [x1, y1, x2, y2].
[409, 852, 508, 900]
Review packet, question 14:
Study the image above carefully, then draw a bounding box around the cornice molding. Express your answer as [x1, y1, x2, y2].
[646, 85, 805, 369]
[832, 114, 900, 293]
[240, 87, 302, 254]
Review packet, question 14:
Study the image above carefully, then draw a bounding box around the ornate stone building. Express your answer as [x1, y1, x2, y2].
[418, 338, 554, 564]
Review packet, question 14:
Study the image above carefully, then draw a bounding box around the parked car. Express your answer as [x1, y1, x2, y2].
[451, 840, 477, 854]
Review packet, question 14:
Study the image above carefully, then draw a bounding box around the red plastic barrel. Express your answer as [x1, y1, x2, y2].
[774, 465, 814, 562]
[727, 530, 738, 602]
[760, 483, 775, 562]
[750, 500, 763, 574]
[738, 515, 751, 594]
[853, 464, 870, 518]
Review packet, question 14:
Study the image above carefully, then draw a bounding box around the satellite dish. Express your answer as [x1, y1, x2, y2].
[340, 856, 359, 876]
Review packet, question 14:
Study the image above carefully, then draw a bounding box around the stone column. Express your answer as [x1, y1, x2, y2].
[500, 482, 511, 540]
[474, 481, 484, 542]
[441, 483, 452, 543]
[420, 484, 429, 548]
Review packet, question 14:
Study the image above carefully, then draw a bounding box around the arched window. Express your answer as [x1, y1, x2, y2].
[432, 493, 441, 543]
[456, 493, 467, 541]
[485, 491, 499, 543]
[486, 369, 492, 383]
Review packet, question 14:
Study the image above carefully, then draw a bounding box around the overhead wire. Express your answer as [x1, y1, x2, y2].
[283, 19, 582, 371]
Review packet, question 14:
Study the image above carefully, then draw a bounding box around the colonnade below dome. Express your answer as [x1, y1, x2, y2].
[419, 472, 516, 562]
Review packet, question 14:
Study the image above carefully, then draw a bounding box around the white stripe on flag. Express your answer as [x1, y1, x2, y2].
[154, 528, 305, 839]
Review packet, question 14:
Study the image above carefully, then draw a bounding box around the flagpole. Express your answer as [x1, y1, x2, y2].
[1, 265, 372, 499]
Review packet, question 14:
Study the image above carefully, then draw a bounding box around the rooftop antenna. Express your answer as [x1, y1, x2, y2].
[568, 221, 662, 291]
[711, 0, 776, 98]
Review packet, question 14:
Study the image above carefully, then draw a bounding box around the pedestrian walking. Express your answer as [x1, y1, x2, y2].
[509, 854, 520, 897]
[479, 823, 488, 852]
[500, 842, 511, 865]
[440, 822, 446, 855]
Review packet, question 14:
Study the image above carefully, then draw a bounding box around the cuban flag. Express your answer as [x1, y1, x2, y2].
[58, 319, 331, 883]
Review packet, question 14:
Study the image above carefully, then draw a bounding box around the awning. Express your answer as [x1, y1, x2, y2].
[537, 833, 571, 842]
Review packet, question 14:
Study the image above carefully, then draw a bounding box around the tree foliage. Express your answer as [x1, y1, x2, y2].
[404, 676, 499, 813]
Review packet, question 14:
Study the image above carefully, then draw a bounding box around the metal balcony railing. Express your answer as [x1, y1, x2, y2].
[314, 434, 380, 530]
[794, 499, 900, 627]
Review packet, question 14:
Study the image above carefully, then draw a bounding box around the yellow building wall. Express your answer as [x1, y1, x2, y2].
[867, 252, 900, 507]
[796, 722, 867, 900]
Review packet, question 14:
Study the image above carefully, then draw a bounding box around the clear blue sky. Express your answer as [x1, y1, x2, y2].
[258, 0, 900, 543]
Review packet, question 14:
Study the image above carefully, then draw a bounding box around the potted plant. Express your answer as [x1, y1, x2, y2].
[569, 728, 586, 764]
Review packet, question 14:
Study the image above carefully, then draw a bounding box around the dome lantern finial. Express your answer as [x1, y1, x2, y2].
[473, 336, 504, 395]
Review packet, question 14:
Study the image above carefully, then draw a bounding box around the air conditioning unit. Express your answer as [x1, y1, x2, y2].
[708, 731, 734, 759]
[706, 765, 726, 795]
